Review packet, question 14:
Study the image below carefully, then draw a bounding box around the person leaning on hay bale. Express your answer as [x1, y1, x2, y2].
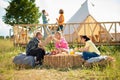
[78, 35, 101, 60]
[52, 31, 69, 54]
[77, 35, 116, 67]
[26, 32, 52, 65]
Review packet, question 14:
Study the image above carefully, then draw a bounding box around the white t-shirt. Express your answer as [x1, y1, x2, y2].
[85, 40, 101, 55]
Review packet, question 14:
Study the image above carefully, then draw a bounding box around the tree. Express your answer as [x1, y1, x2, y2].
[3, 0, 41, 26]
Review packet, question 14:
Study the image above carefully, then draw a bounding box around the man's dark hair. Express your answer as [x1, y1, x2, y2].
[81, 35, 90, 41]
[42, 10, 45, 14]
[36, 32, 42, 37]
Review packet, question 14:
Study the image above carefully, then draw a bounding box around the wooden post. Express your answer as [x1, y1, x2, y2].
[84, 23, 86, 35]
[115, 22, 117, 41]
[69, 24, 70, 42]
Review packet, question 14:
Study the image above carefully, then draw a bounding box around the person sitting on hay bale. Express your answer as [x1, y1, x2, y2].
[76, 35, 115, 67]
[51, 31, 69, 54]
[26, 31, 52, 65]
[79, 35, 101, 60]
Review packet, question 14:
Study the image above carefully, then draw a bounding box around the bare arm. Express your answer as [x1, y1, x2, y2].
[38, 35, 53, 48]
[79, 46, 89, 52]
[53, 37, 59, 42]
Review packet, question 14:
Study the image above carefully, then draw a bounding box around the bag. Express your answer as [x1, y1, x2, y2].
[13, 53, 35, 68]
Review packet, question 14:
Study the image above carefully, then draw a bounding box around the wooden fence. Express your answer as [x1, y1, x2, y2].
[13, 22, 120, 46]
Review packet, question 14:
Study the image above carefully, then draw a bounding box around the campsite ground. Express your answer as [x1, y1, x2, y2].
[0, 39, 120, 80]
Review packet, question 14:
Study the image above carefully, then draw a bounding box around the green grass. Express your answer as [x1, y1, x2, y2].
[0, 39, 120, 80]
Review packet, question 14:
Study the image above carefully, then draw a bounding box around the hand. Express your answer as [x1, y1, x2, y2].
[45, 35, 53, 44]
[47, 35, 53, 40]
[38, 42, 42, 47]
[45, 12, 49, 16]
[79, 47, 89, 52]
[56, 18, 58, 21]
[48, 18, 50, 21]
[79, 48, 84, 52]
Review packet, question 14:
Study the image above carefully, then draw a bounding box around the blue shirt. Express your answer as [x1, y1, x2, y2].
[42, 14, 48, 24]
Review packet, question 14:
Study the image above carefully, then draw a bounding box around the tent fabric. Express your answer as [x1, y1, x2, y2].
[63, 0, 90, 35]
[63, 0, 112, 42]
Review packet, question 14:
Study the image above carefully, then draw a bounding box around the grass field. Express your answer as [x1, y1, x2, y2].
[0, 39, 120, 80]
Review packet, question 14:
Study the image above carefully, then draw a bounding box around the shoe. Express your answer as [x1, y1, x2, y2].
[35, 61, 40, 65]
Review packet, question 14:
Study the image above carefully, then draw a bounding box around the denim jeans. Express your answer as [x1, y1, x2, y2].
[57, 25, 63, 31]
[82, 51, 100, 60]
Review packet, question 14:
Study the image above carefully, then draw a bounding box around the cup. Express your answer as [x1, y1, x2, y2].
[69, 49, 74, 55]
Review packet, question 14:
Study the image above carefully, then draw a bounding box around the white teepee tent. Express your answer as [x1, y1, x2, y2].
[63, 0, 112, 42]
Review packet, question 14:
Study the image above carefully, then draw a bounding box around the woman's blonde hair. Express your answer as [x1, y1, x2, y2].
[55, 31, 62, 37]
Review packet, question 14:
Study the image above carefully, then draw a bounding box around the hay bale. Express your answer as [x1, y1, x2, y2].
[43, 54, 84, 68]
[73, 55, 84, 67]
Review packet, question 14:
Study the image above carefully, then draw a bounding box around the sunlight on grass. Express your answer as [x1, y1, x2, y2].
[0, 39, 120, 80]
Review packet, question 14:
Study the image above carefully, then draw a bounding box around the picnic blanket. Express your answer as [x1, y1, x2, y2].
[84, 56, 115, 67]
[86, 56, 108, 63]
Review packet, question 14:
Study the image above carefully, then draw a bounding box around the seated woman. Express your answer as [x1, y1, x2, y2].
[53, 31, 69, 53]
[79, 35, 100, 60]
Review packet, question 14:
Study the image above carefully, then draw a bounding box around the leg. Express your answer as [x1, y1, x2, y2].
[57, 25, 60, 31]
[59, 25, 63, 31]
[57, 25, 63, 31]
[43, 26, 48, 39]
[82, 52, 100, 60]
[28, 48, 45, 64]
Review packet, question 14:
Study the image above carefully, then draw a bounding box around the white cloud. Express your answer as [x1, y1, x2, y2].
[0, 0, 9, 8]
[35, 0, 86, 23]
[0, 19, 12, 36]
[92, 0, 120, 21]
[0, 0, 9, 18]
[0, 19, 11, 29]
[36, 0, 120, 23]
[0, 0, 11, 36]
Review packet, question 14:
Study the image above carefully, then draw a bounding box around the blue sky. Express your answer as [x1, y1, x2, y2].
[0, 0, 120, 36]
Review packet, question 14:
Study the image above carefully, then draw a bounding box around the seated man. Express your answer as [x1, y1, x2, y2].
[26, 32, 51, 65]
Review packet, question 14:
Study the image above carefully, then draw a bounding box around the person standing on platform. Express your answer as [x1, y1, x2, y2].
[56, 9, 64, 32]
[42, 10, 50, 38]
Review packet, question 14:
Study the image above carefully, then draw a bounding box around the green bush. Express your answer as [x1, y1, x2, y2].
[99, 45, 120, 55]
